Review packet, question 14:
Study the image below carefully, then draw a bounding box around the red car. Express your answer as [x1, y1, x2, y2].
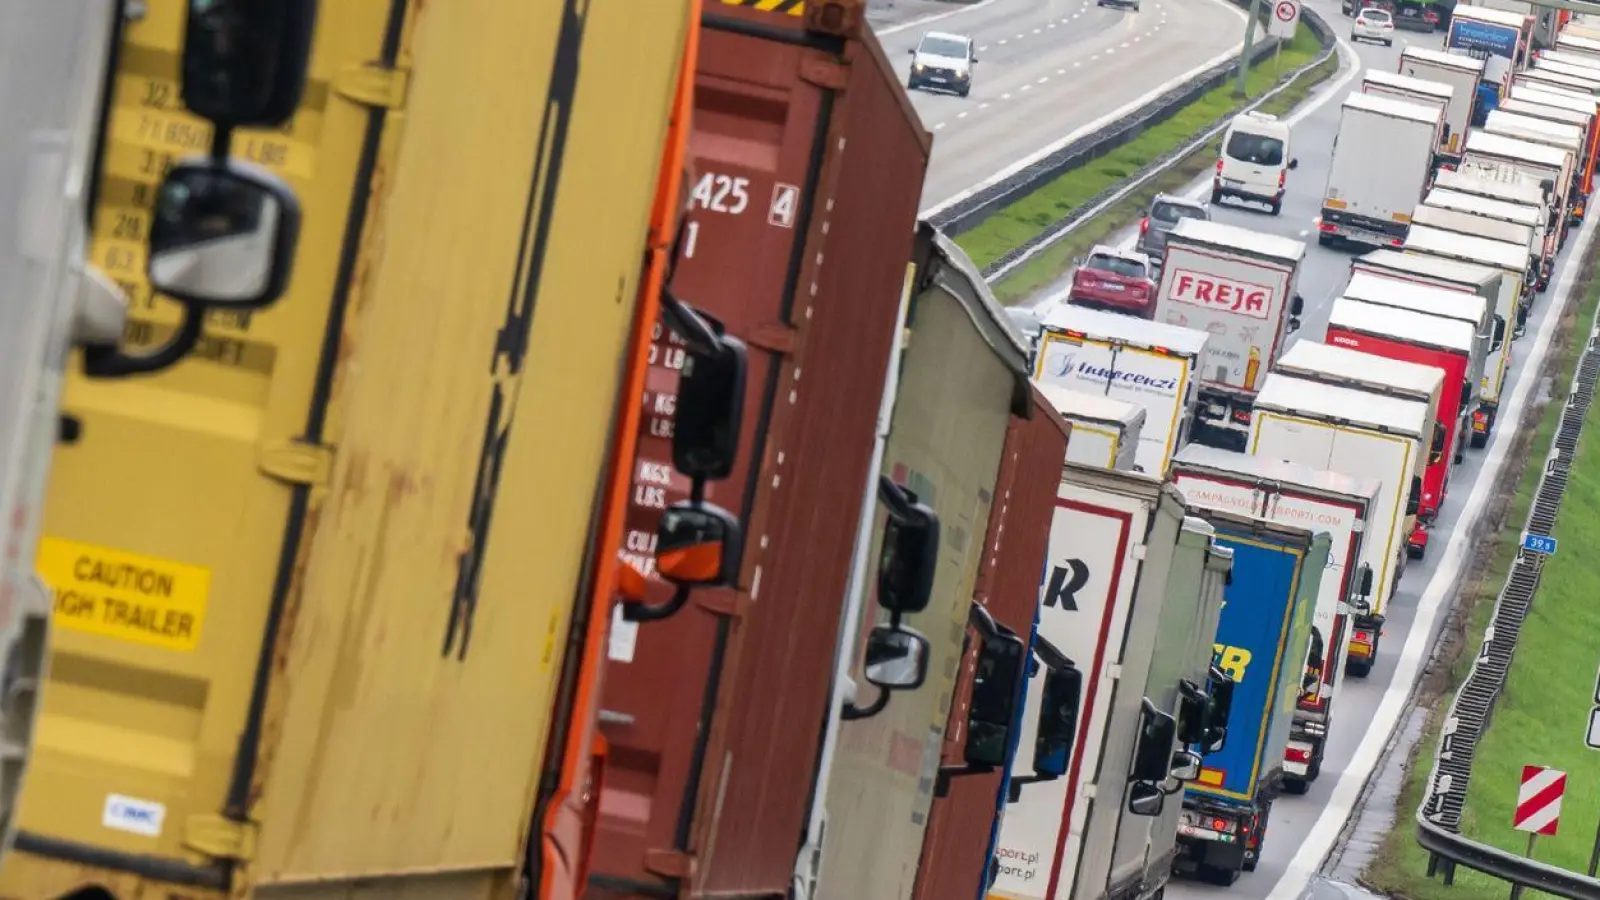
[1067, 246, 1159, 319]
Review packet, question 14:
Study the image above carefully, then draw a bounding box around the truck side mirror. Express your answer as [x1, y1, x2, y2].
[654, 502, 742, 588]
[1290, 293, 1305, 316]
[1176, 679, 1209, 745]
[965, 631, 1026, 769]
[663, 303, 749, 483]
[1127, 781, 1164, 817]
[1131, 699, 1178, 782]
[1492, 314, 1506, 351]
[863, 624, 930, 691]
[1288, 158, 1301, 171]
[1169, 749, 1203, 782]
[877, 478, 940, 615]
[1430, 420, 1447, 464]
[1034, 662, 1083, 779]
[146, 159, 302, 310]
[1359, 563, 1375, 598]
[181, 0, 319, 129]
[1406, 475, 1423, 516]
[1203, 665, 1234, 753]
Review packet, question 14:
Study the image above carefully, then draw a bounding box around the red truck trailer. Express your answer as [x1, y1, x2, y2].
[588, 1, 934, 897]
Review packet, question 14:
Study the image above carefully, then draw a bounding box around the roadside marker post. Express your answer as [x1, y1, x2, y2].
[1511, 765, 1565, 900]
[1520, 531, 1558, 556]
[1589, 667, 1600, 875]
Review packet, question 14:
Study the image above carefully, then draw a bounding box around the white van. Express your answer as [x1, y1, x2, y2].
[1215, 111, 1300, 215]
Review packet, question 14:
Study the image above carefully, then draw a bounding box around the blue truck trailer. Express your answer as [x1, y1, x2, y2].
[1170, 510, 1330, 887]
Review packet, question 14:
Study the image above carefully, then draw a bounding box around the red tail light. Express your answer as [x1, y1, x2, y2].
[1140, 217, 1150, 234]
[1278, 168, 1287, 190]
[1216, 158, 1224, 174]
[1287, 746, 1312, 763]
[1354, 630, 1372, 643]
[1211, 817, 1230, 832]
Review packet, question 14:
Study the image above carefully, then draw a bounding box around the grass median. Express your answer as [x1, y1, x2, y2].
[1363, 260, 1600, 900]
[949, 23, 1333, 307]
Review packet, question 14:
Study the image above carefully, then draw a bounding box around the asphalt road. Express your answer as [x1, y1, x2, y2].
[867, 0, 1247, 208]
[1013, 7, 1600, 900]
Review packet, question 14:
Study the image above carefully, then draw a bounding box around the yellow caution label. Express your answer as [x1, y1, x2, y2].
[718, 0, 806, 15]
[37, 538, 211, 652]
[1197, 767, 1227, 787]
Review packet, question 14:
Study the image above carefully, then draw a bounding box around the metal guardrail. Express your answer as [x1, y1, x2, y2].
[928, 0, 1335, 256]
[1415, 292, 1600, 900]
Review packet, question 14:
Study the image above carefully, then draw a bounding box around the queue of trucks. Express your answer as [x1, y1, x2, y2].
[2, 1, 1598, 900]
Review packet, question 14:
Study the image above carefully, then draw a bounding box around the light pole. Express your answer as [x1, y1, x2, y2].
[1234, 0, 1264, 97]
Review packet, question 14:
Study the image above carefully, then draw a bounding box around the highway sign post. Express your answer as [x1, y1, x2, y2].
[1512, 766, 1565, 900]
[1268, 0, 1301, 38]
[1520, 531, 1558, 556]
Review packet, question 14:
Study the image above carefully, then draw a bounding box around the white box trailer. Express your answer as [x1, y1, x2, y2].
[1319, 93, 1443, 250]
[1033, 304, 1209, 477]
[1404, 221, 1534, 375]
[1462, 129, 1573, 255]
[1535, 57, 1600, 91]
[991, 466, 1187, 900]
[1154, 218, 1306, 452]
[1557, 30, 1600, 55]
[1399, 47, 1486, 162]
[1340, 269, 1494, 411]
[1072, 495, 1213, 900]
[1170, 445, 1380, 793]
[1409, 204, 1541, 295]
[1119, 518, 1230, 898]
[1432, 162, 1558, 288]
[1485, 108, 1586, 224]
[1350, 249, 1510, 418]
[1249, 374, 1430, 675]
[1036, 382, 1147, 471]
[1362, 70, 1457, 156]
[1474, 0, 1559, 48]
[1498, 92, 1599, 220]
[1425, 186, 1547, 275]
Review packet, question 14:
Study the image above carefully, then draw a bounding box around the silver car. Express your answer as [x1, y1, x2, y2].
[1136, 194, 1211, 263]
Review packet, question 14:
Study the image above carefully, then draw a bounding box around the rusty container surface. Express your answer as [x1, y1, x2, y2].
[813, 227, 1031, 900]
[910, 384, 1071, 900]
[587, 1, 933, 897]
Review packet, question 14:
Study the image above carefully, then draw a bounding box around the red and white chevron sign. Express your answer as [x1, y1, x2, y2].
[1513, 765, 1567, 836]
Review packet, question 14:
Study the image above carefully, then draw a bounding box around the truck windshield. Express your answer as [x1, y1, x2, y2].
[918, 36, 968, 58]
[1087, 253, 1146, 278]
[1226, 131, 1285, 165]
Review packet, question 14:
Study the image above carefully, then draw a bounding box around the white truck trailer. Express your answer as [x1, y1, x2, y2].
[1398, 46, 1486, 164]
[1409, 204, 1541, 294]
[1424, 186, 1548, 278]
[1170, 445, 1379, 794]
[1033, 304, 1209, 477]
[1036, 382, 1147, 471]
[1361, 70, 1457, 157]
[1484, 109, 1585, 225]
[990, 465, 1189, 900]
[1432, 163, 1558, 290]
[1153, 218, 1306, 452]
[1404, 221, 1534, 355]
[1249, 374, 1431, 677]
[1318, 93, 1443, 250]
[1340, 268, 1493, 412]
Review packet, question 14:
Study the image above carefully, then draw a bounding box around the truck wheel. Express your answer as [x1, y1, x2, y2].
[1346, 657, 1373, 678]
[1244, 856, 1258, 872]
[1282, 776, 1310, 795]
[1470, 431, 1488, 449]
[1318, 233, 1336, 248]
[1269, 199, 1282, 216]
[1211, 188, 1224, 205]
[1309, 754, 1323, 781]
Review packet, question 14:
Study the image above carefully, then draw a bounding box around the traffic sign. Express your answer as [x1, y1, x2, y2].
[1514, 765, 1566, 835]
[1268, 0, 1300, 37]
[1521, 532, 1558, 556]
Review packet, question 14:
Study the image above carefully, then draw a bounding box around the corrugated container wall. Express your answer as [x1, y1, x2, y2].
[910, 386, 1071, 900]
[589, 1, 933, 897]
[816, 228, 1032, 900]
[11, 1, 696, 898]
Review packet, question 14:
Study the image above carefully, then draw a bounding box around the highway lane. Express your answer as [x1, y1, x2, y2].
[866, 0, 1247, 208]
[1017, 7, 1600, 899]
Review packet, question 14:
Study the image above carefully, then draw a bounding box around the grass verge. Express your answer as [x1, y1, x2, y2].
[1362, 257, 1600, 900]
[946, 23, 1333, 306]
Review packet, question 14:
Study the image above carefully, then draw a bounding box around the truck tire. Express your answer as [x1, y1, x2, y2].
[1211, 187, 1224, 205]
[1470, 430, 1487, 449]
[1198, 864, 1240, 886]
[1346, 656, 1373, 678]
[1282, 776, 1309, 795]
[1317, 232, 1335, 248]
[1269, 198, 1282, 216]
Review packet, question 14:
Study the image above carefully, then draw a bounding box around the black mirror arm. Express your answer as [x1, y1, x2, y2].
[1004, 773, 1059, 803]
[620, 582, 693, 624]
[659, 289, 724, 358]
[841, 684, 891, 721]
[934, 763, 997, 797]
[82, 301, 205, 379]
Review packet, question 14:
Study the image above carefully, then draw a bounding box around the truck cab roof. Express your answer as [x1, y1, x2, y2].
[1039, 302, 1210, 357]
[1173, 443, 1381, 506]
[1169, 217, 1306, 264]
[1328, 296, 1478, 354]
[1255, 372, 1430, 437]
[1274, 338, 1444, 400]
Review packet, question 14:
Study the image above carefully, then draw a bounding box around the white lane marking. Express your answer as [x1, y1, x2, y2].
[934, 122, 947, 130]
[1268, 212, 1600, 900]
[1072, 11, 1081, 17]
[1298, 229, 1309, 237]
[1016, 32, 1026, 38]
[1002, 92, 1012, 100]
[980, 45, 990, 51]
[1034, 27, 1043, 33]
[998, 38, 1009, 44]
[1022, 83, 1033, 91]
[1038, 76, 1050, 84]
[1121, 41, 1131, 47]
[979, 102, 991, 109]
[1049, 21, 1058, 27]
[877, 0, 1008, 36]
[958, 111, 970, 118]
[1074, 60, 1082, 66]
[919, 0, 1249, 214]
[1058, 67, 1068, 74]
[1107, 47, 1117, 54]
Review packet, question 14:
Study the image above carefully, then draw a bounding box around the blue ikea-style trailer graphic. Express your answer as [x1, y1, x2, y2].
[1188, 527, 1308, 805]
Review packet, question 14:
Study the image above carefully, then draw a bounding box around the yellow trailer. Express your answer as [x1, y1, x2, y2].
[7, 2, 695, 898]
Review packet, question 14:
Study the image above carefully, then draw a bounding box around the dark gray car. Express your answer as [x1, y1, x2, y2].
[1136, 194, 1211, 263]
